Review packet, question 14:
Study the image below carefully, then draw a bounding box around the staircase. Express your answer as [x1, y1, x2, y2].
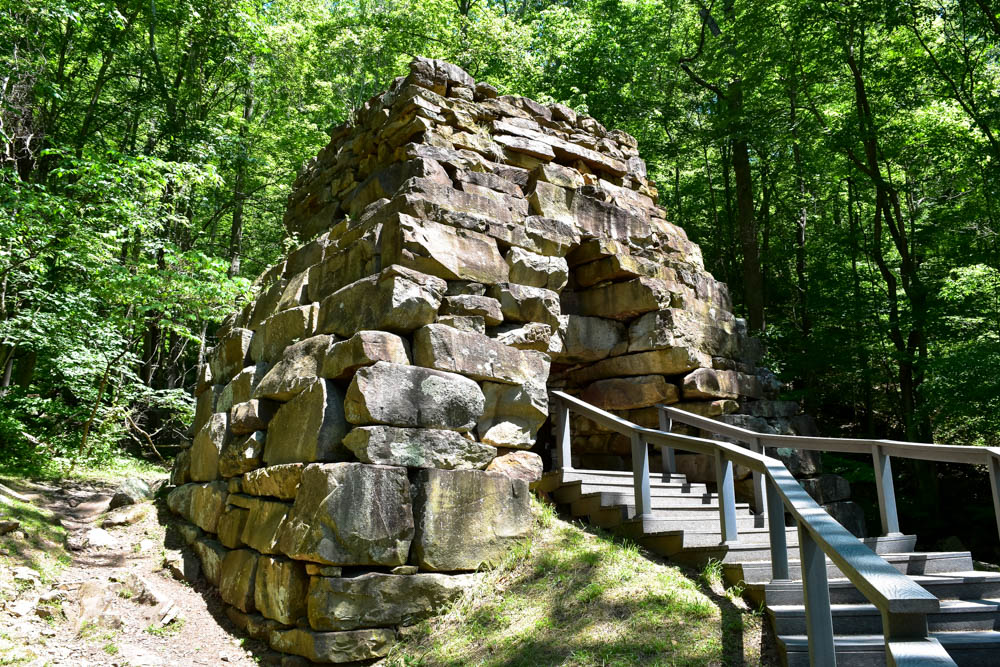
[539, 468, 1000, 666]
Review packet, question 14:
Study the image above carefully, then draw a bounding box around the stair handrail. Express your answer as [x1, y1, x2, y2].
[552, 390, 955, 667]
[660, 406, 1000, 543]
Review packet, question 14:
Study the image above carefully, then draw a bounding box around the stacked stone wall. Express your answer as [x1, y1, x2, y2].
[167, 57, 860, 663]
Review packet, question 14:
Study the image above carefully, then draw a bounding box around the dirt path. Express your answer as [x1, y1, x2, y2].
[0, 477, 273, 666]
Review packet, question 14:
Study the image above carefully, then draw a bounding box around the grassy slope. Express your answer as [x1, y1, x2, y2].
[387, 500, 769, 666]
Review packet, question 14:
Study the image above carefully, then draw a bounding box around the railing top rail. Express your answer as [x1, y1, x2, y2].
[552, 391, 940, 616]
[659, 405, 1000, 466]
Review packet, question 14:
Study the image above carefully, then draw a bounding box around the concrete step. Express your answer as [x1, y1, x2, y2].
[577, 481, 712, 496]
[731, 546, 963, 585]
[771, 599, 1000, 635]
[762, 571, 1000, 607]
[779, 631, 1000, 666]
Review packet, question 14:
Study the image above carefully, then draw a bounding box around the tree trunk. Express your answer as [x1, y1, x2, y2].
[732, 135, 765, 331]
[228, 55, 256, 278]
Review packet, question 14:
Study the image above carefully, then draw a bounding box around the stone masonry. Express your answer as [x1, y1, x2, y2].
[168, 57, 862, 663]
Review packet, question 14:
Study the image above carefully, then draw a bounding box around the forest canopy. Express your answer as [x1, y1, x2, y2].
[2, 0, 999, 472]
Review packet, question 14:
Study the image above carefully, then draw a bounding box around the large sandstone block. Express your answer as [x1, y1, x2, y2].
[242, 464, 304, 500]
[307, 239, 377, 303]
[264, 379, 349, 466]
[193, 384, 222, 435]
[217, 365, 268, 414]
[406, 55, 475, 94]
[320, 330, 410, 380]
[555, 315, 627, 363]
[628, 309, 738, 357]
[382, 213, 509, 284]
[307, 572, 474, 631]
[345, 361, 484, 432]
[581, 375, 679, 411]
[220, 549, 259, 613]
[477, 381, 548, 449]
[190, 413, 230, 482]
[192, 538, 228, 586]
[486, 450, 543, 484]
[411, 469, 531, 571]
[572, 347, 711, 383]
[255, 556, 309, 625]
[230, 399, 277, 435]
[250, 305, 318, 364]
[413, 324, 550, 386]
[239, 496, 291, 555]
[277, 463, 414, 566]
[343, 426, 495, 470]
[505, 247, 568, 291]
[218, 431, 266, 478]
[253, 335, 335, 402]
[167, 481, 228, 533]
[268, 627, 394, 664]
[575, 278, 676, 321]
[317, 265, 445, 337]
[682, 367, 764, 400]
[217, 506, 249, 549]
[489, 282, 560, 327]
[440, 295, 503, 326]
[209, 328, 253, 385]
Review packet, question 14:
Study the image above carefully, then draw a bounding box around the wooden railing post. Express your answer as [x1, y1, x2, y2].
[766, 477, 789, 580]
[714, 450, 739, 544]
[750, 436, 766, 516]
[798, 523, 837, 667]
[873, 445, 901, 535]
[657, 407, 676, 478]
[630, 432, 653, 519]
[556, 400, 572, 471]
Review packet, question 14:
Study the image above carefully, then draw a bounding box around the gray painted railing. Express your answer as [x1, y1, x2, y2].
[552, 391, 956, 667]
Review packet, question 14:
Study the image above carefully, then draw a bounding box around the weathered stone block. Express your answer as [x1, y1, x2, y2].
[411, 469, 531, 571]
[317, 265, 445, 337]
[345, 361, 484, 432]
[489, 282, 561, 327]
[242, 464, 304, 500]
[190, 412, 229, 481]
[413, 324, 550, 387]
[436, 314, 487, 334]
[192, 538, 227, 586]
[505, 247, 568, 291]
[220, 548, 259, 613]
[477, 381, 548, 449]
[320, 330, 410, 380]
[170, 448, 191, 486]
[581, 375, 679, 411]
[253, 335, 335, 402]
[238, 497, 291, 555]
[382, 213, 509, 284]
[575, 278, 675, 321]
[255, 556, 309, 625]
[217, 506, 249, 549]
[486, 450, 543, 484]
[230, 399, 278, 435]
[307, 240, 377, 303]
[555, 315, 627, 363]
[167, 481, 228, 534]
[277, 463, 413, 566]
[802, 474, 852, 505]
[268, 627, 394, 664]
[440, 295, 503, 326]
[264, 379, 348, 466]
[494, 322, 553, 352]
[218, 431, 265, 478]
[343, 426, 495, 470]
[250, 305, 318, 364]
[307, 572, 474, 631]
[209, 328, 253, 385]
[682, 367, 764, 400]
[572, 347, 710, 383]
[193, 384, 222, 435]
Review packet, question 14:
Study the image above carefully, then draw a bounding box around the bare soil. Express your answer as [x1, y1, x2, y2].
[0, 476, 274, 667]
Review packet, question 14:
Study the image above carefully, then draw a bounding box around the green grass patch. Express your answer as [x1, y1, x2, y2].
[387, 498, 758, 666]
[146, 617, 185, 637]
[0, 495, 69, 600]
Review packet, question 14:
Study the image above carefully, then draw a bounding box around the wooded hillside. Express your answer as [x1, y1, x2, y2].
[2, 0, 998, 473]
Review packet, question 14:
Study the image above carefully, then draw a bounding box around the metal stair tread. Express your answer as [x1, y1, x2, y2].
[769, 598, 999, 616]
